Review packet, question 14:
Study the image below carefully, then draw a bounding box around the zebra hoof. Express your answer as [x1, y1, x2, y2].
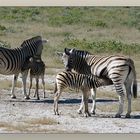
[91, 111, 96, 115]
[125, 114, 131, 118]
[77, 110, 82, 114]
[37, 98, 40, 100]
[54, 112, 59, 115]
[115, 114, 121, 118]
[24, 96, 30, 100]
[84, 112, 91, 117]
[11, 95, 16, 99]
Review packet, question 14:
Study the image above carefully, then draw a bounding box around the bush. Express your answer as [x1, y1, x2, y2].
[0, 40, 11, 48]
[61, 38, 140, 55]
[0, 25, 6, 31]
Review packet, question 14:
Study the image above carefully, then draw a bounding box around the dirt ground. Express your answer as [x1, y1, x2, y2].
[0, 71, 140, 134]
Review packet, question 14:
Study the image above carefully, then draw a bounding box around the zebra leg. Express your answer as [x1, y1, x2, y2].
[54, 92, 61, 115]
[114, 84, 125, 118]
[36, 78, 40, 100]
[54, 89, 62, 115]
[41, 75, 46, 98]
[124, 80, 132, 118]
[125, 92, 132, 118]
[11, 74, 19, 99]
[28, 77, 33, 98]
[90, 88, 96, 115]
[82, 89, 91, 117]
[21, 70, 30, 99]
[77, 94, 84, 114]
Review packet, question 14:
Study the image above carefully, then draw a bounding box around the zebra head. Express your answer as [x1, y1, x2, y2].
[63, 48, 75, 71]
[63, 48, 91, 74]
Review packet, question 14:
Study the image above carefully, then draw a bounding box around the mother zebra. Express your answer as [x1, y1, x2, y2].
[0, 36, 47, 99]
[62, 48, 137, 118]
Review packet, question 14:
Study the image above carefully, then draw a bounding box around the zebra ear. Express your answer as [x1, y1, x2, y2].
[64, 48, 71, 55]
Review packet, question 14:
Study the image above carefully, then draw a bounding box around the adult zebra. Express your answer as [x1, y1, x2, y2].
[0, 36, 47, 99]
[62, 48, 137, 118]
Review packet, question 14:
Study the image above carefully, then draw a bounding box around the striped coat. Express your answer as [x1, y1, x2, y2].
[0, 36, 47, 99]
[62, 48, 137, 118]
[22, 55, 46, 100]
[54, 71, 112, 116]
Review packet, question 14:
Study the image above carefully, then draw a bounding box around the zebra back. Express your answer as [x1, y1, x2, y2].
[21, 36, 44, 57]
[63, 48, 137, 98]
[0, 36, 47, 75]
[56, 71, 113, 91]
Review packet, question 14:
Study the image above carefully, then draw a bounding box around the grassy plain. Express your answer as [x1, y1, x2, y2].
[0, 7, 140, 104]
[0, 7, 140, 62]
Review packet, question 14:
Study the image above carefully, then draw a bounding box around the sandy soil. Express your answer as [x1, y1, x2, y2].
[0, 70, 140, 134]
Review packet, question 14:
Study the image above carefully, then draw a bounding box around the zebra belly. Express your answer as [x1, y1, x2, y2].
[0, 66, 21, 75]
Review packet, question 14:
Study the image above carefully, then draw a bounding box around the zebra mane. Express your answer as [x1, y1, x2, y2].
[20, 36, 42, 48]
[72, 49, 91, 57]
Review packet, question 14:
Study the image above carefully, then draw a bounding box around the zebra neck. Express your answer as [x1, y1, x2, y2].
[73, 55, 91, 74]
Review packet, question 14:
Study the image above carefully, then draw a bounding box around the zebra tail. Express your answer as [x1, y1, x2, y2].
[128, 59, 137, 98]
[53, 82, 57, 94]
[133, 79, 137, 98]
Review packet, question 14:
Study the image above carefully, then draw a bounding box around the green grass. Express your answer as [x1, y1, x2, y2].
[0, 7, 140, 78]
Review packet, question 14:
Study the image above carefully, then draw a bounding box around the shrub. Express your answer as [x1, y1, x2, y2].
[0, 25, 6, 31]
[61, 38, 140, 55]
[0, 40, 11, 48]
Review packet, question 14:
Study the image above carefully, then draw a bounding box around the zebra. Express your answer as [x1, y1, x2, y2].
[54, 71, 112, 117]
[0, 36, 47, 99]
[62, 48, 137, 118]
[22, 55, 46, 100]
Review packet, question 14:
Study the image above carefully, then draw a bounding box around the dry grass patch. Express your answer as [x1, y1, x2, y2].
[45, 67, 63, 75]
[0, 118, 59, 132]
[97, 103, 118, 113]
[43, 56, 63, 69]
[0, 122, 32, 132]
[0, 79, 22, 90]
[96, 97, 140, 113]
[0, 119, 60, 133]
[25, 117, 59, 125]
[131, 97, 140, 111]
[134, 59, 140, 82]
[97, 90, 118, 99]
[0, 80, 12, 90]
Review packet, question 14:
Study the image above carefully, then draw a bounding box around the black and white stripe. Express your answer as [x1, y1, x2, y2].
[0, 36, 47, 99]
[54, 71, 112, 116]
[62, 48, 137, 118]
[22, 55, 46, 100]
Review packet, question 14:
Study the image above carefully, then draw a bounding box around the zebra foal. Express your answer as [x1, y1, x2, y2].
[0, 36, 47, 99]
[62, 48, 137, 118]
[54, 71, 112, 117]
[22, 55, 46, 100]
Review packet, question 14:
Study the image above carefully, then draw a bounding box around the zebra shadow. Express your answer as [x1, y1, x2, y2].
[93, 114, 140, 119]
[47, 98, 119, 104]
[7, 99, 140, 119]
[8, 98, 118, 104]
